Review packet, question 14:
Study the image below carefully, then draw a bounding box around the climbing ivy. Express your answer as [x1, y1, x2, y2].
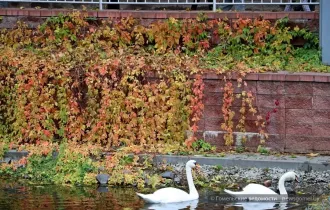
[0, 11, 326, 150]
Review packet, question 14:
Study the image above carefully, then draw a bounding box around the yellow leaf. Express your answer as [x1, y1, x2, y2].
[307, 153, 319, 158]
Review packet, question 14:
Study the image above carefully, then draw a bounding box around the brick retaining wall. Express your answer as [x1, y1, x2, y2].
[0, 8, 319, 19]
[197, 72, 330, 154]
[0, 9, 319, 32]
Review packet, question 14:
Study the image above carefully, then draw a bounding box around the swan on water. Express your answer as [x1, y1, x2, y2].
[136, 160, 199, 203]
[224, 171, 299, 198]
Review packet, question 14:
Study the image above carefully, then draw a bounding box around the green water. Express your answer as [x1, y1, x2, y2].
[0, 180, 313, 210]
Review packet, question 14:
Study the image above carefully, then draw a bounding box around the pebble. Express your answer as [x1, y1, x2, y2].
[174, 177, 181, 184]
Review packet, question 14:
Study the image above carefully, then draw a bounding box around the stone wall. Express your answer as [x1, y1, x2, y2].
[197, 72, 330, 154]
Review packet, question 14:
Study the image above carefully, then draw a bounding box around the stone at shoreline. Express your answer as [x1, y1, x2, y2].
[166, 162, 330, 194]
[174, 176, 181, 184]
[4, 150, 29, 161]
[96, 174, 110, 185]
[0, 157, 11, 164]
[161, 171, 175, 179]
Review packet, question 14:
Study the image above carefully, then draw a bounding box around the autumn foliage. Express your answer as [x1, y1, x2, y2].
[0, 12, 209, 148]
[1, 11, 320, 148]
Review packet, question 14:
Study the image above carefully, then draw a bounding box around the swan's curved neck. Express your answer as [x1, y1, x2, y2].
[186, 166, 198, 196]
[278, 175, 288, 195]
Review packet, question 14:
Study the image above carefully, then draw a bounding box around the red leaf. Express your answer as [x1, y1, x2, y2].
[99, 66, 107, 76]
[275, 100, 280, 106]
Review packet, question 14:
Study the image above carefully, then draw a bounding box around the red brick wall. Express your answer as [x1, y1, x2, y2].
[198, 72, 330, 154]
[0, 9, 319, 32]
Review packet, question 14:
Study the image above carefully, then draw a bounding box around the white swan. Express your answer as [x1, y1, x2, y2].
[224, 171, 299, 196]
[136, 160, 199, 203]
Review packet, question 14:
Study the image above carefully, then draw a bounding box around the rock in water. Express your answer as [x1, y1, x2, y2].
[0, 157, 11, 164]
[96, 174, 110, 185]
[161, 171, 175, 179]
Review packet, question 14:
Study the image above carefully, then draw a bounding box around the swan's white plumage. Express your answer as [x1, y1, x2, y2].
[136, 160, 199, 204]
[224, 171, 299, 198]
[137, 187, 196, 203]
[224, 183, 277, 196]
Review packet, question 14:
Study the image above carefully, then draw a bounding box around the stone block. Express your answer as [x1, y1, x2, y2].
[204, 105, 222, 119]
[313, 124, 330, 137]
[265, 122, 286, 135]
[285, 136, 314, 153]
[257, 81, 285, 95]
[257, 95, 285, 108]
[204, 92, 223, 105]
[286, 123, 312, 136]
[285, 82, 313, 95]
[286, 109, 314, 124]
[313, 110, 330, 123]
[313, 83, 330, 96]
[314, 138, 330, 151]
[203, 131, 225, 147]
[204, 118, 222, 130]
[313, 96, 330, 110]
[264, 135, 285, 152]
[285, 95, 312, 109]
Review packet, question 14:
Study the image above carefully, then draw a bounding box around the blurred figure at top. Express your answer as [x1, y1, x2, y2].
[284, 0, 312, 11]
[219, 0, 245, 11]
[191, 0, 245, 11]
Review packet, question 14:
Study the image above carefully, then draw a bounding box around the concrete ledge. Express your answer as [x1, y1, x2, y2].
[201, 72, 330, 83]
[153, 154, 330, 172]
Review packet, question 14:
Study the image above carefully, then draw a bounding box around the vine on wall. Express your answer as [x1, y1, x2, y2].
[1, 11, 318, 149]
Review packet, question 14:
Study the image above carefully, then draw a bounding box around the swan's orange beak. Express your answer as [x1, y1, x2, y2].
[295, 176, 300, 183]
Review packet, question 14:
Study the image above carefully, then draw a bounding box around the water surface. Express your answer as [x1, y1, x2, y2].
[0, 180, 311, 210]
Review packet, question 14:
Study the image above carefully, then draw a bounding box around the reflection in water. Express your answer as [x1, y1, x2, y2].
[0, 180, 310, 210]
[0, 181, 144, 210]
[142, 199, 198, 210]
[97, 186, 109, 193]
[226, 201, 289, 210]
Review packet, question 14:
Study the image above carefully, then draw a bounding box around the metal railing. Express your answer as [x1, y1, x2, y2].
[0, 0, 320, 11]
